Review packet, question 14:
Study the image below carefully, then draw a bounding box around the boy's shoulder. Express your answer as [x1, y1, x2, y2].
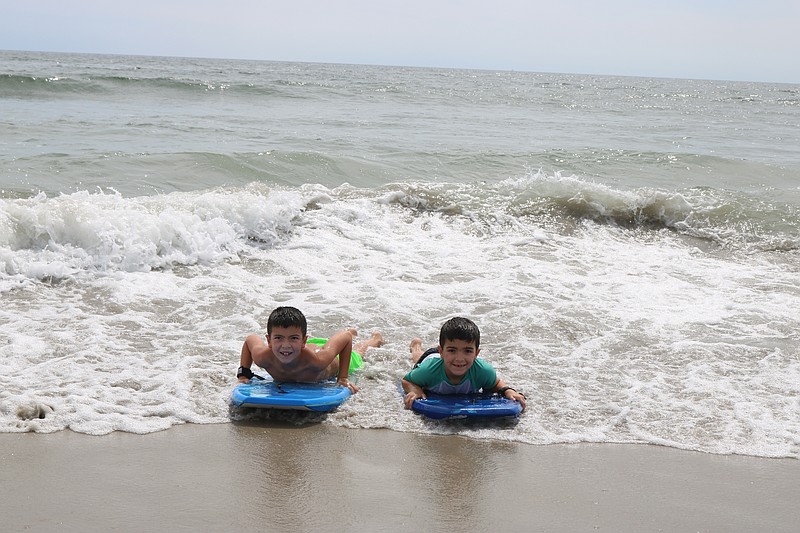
[472, 357, 496, 374]
[412, 354, 444, 371]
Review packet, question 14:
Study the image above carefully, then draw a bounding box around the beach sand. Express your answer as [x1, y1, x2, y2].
[1, 422, 798, 533]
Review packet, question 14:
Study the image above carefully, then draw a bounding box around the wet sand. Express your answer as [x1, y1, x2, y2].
[1, 423, 798, 532]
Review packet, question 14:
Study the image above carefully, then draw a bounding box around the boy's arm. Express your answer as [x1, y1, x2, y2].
[492, 379, 527, 410]
[237, 335, 261, 383]
[401, 378, 426, 409]
[312, 330, 358, 392]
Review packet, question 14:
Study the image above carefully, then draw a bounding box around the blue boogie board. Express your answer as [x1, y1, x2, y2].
[230, 338, 359, 412]
[231, 377, 352, 412]
[400, 383, 523, 420]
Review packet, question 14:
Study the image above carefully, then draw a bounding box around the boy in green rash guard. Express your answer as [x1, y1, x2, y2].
[402, 317, 527, 410]
[237, 306, 385, 393]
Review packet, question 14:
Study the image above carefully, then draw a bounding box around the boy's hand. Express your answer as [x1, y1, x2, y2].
[499, 388, 527, 411]
[509, 390, 526, 411]
[337, 378, 359, 394]
[403, 390, 426, 410]
[238, 376, 250, 384]
[402, 380, 426, 409]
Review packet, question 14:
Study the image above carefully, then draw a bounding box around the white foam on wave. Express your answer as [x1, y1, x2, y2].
[1, 180, 798, 457]
[0, 186, 306, 284]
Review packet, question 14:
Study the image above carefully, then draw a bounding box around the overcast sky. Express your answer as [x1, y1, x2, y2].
[3, 0, 799, 83]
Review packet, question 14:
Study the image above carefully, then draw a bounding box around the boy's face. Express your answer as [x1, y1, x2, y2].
[439, 338, 480, 382]
[267, 326, 307, 365]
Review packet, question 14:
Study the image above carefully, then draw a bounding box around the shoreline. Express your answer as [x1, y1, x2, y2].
[2, 423, 798, 532]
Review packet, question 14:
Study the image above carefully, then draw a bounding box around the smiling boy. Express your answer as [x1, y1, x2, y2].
[237, 306, 384, 393]
[401, 317, 526, 410]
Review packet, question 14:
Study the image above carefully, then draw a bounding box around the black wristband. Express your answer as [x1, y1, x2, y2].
[496, 386, 517, 397]
[237, 366, 254, 379]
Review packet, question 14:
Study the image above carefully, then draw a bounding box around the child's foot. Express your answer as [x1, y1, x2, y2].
[409, 337, 423, 353]
[369, 331, 385, 348]
[354, 331, 385, 356]
[409, 337, 424, 363]
[347, 327, 358, 337]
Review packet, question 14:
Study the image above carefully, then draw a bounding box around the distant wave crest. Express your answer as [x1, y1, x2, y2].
[383, 172, 800, 252]
[0, 73, 283, 97]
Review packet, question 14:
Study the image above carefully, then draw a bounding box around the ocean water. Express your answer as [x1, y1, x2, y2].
[1, 50, 798, 458]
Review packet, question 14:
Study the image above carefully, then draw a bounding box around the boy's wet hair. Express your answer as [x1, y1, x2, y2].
[439, 317, 480, 349]
[267, 306, 308, 336]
